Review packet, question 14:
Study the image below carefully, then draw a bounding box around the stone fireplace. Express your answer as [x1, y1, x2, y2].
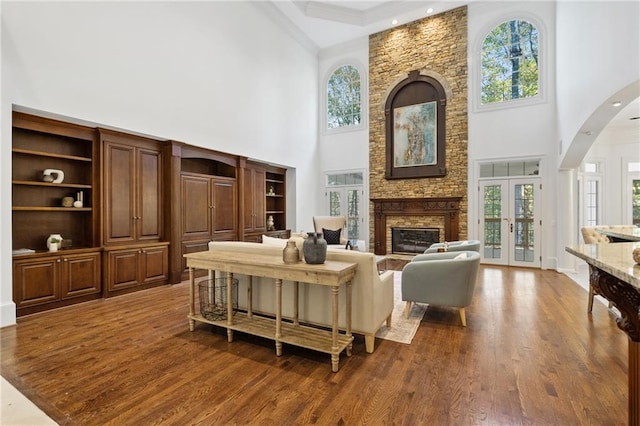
[368, 8, 468, 253]
[371, 197, 461, 255]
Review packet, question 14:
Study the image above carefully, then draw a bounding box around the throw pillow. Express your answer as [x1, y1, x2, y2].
[323, 227, 342, 245]
[262, 234, 287, 248]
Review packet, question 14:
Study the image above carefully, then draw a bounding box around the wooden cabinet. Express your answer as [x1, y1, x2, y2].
[13, 249, 102, 315]
[103, 243, 169, 297]
[180, 173, 237, 274]
[101, 129, 164, 245]
[181, 173, 237, 241]
[243, 164, 266, 235]
[100, 129, 168, 294]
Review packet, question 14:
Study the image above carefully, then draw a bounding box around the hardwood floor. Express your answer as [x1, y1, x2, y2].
[1, 265, 628, 425]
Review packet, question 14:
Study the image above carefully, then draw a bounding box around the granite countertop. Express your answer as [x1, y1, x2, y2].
[566, 242, 640, 288]
[597, 227, 640, 242]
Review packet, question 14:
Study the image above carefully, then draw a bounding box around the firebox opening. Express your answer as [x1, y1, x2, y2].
[392, 227, 440, 254]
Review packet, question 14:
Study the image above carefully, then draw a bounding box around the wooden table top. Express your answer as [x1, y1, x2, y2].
[184, 250, 357, 286]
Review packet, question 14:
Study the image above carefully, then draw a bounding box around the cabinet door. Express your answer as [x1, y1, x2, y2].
[106, 248, 140, 291]
[104, 142, 136, 244]
[212, 179, 237, 238]
[140, 245, 169, 284]
[243, 167, 266, 233]
[13, 257, 60, 307]
[181, 174, 212, 239]
[60, 252, 101, 299]
[137, 148, 163, 241]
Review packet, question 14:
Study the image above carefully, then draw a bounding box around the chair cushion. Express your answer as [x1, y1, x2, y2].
[323, 228, 342, 245]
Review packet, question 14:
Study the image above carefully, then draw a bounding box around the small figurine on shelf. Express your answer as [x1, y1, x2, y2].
[267, 215, 275, 231]
[268, 185, 275, 196]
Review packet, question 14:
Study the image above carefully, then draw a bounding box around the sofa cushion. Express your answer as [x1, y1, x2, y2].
[323, 227, 342, 245]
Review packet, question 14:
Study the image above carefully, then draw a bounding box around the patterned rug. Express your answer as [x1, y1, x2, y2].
[375, 272, 427, 344]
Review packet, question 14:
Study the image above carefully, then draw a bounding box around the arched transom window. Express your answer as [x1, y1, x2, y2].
[481, 19, 539, 105]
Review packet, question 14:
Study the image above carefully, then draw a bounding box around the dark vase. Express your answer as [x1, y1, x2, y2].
[303, 232, 327, 264]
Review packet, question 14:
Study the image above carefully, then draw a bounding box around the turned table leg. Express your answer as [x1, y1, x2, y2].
[275, 278, 283, 356]
[331, 286, 339, 372]
[189, 267, 195, 331]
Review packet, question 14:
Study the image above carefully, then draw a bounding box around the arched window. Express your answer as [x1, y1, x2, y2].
[481, 19, 539, 105]
[326, 65, 361, 130]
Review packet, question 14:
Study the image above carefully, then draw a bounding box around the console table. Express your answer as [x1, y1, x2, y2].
[184, 250, 357, 372]
[566, 242, 640, 424]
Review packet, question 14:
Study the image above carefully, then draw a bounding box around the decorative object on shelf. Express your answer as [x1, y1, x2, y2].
[437, 241, 449, 252]
[47, 234, 63, 252]
[634, 247, 640, 264]
[303, 232, 327, 264]
[62, 197, 74, 207]
[42, 168, 64, 183]
[73, 191, 84, 208]
[283, 240, 300, 264]
[268, 185, 275, 196]
[267, 215, 275, 231]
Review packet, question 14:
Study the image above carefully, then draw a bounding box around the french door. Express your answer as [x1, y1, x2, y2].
[325, 186, 364, 241]
[479, 178, 541, 267]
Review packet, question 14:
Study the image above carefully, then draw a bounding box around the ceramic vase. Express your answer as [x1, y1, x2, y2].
[282, 240, 300, 264]
[303, 232, 327, 264]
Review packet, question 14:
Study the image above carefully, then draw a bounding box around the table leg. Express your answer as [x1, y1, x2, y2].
[189, 267, 195, 331]
[247, 276, 253, 319]
[293, 281, 299, 326]
[275, 278, 283, 356]
[590, 266, 640, 424]
[346, 280, 352, 357]
[226, 272, 234, 343]
[331, 286, 339, 372]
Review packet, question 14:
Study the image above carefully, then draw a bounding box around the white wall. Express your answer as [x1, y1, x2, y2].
[1, 2, 320, 326]
[556, 1, 640, 168]
[317, 38, 370, 239]
[467, 1, 559, 268]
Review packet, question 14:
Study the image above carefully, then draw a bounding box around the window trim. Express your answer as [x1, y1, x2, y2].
[322, 60, 367, 135]
[472, 12, 547, 113]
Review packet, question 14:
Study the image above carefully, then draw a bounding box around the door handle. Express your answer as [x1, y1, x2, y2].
[510, 223, 514, 232]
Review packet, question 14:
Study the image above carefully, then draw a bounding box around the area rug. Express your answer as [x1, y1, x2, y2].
[375, 272, 427, 344]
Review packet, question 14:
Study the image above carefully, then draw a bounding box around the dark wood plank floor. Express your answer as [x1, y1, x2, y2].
[1, 266, 628, 425]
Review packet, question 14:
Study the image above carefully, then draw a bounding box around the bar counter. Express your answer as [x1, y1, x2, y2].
[566, 242, 640, 425]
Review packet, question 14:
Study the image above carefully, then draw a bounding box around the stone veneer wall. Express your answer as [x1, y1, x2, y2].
[369, 6, 468, 249]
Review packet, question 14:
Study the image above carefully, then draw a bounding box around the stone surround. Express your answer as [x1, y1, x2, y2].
[368, 6, 468, 245]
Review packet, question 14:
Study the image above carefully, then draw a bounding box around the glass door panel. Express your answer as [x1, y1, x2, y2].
[480, 179, 540, 267]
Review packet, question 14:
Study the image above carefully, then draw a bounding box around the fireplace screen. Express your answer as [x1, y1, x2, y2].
[392, 228, 440, 254]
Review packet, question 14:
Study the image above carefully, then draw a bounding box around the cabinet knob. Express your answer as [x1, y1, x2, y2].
[57, 259, 61, 263]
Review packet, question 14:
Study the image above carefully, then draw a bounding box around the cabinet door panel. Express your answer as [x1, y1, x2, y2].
[141, 246, 168, 283]
[138, 148, 163, 241]
[213, 180, 236, 235]
[108, 250, 140, 290]
[182, 175, 211, 238]
[13, 258, 60, 307]
[105, 143, 135, 243]
[61, 253, 101, 299]
[253, 168, 266, 232]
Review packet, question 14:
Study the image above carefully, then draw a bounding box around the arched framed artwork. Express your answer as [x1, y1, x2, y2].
[385, 70, 447, 179]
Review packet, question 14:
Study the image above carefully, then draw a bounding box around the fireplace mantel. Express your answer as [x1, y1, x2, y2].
[371, 197, 462, 255]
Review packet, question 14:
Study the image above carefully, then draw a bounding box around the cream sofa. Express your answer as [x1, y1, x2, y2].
[207, 240, 395, 353]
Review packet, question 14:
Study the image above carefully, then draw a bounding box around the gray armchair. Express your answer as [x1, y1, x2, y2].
[401, 251, 481, 326]
[424, 239, 481, 253]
